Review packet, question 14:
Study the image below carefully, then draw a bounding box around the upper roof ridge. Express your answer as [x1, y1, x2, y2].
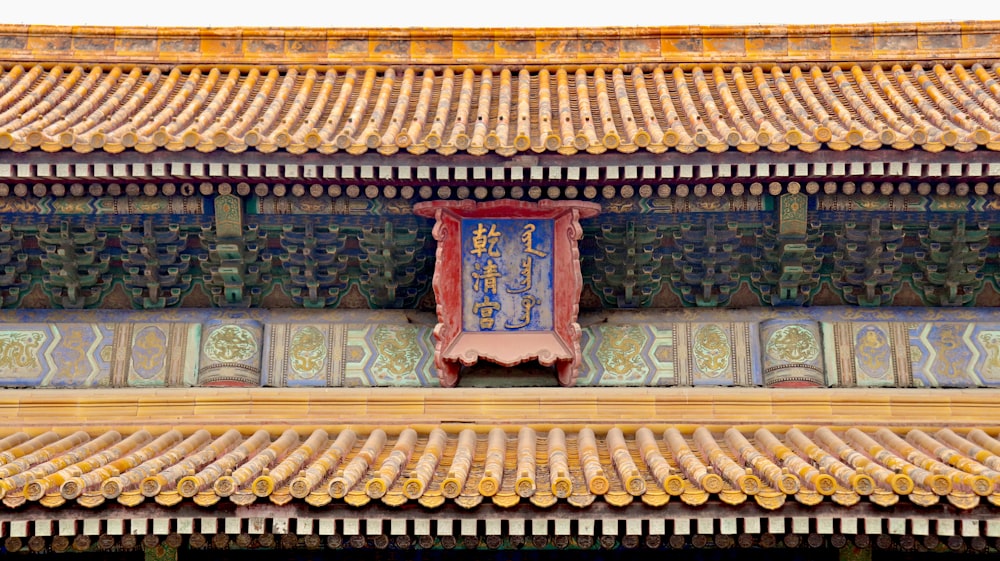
[0, 21, 997, 67]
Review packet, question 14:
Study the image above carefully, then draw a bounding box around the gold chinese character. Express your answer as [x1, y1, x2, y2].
[473, 296, 501, 330]
[472, 259, 500, 294]
[505, 295, 540, 330]
[521, 223, 548, 257]
[471, 223, 502, 257]
[507, 256, 533, 294]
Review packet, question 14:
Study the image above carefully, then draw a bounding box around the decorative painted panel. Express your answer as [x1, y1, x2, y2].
[343, 324, 437, 387]
[579, 324, 657, 386]
[0, 322, 199, 388]
[197, 320, 263, 386]
[760, 319, 825, 387]
[125, 323, 201, 387]
[0, 196, 205, 215]
[0, 325, 105, 387]
[816, 194, 999, 212]
[6, 308, 1000, 389]
[676, 322, 760, 386]
[253, 197, 412, 216]
[213, 194, 244, 238]
[821, 322, 911, 387]
[262, 324, 347, 387]
[908, 322, 1000, 387]
[578, 321, 758, 387]
[610, 195, 767, 214]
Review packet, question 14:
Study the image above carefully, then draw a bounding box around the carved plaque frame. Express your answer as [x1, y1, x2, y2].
[414, 200, 600, 387]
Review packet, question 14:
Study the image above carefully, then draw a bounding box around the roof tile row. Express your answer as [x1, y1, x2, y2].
[1, 63, 999, 156]
[2, 425, 1000, 512]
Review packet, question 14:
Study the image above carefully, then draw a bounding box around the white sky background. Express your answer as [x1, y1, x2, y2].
[4, 0, 1000, 27]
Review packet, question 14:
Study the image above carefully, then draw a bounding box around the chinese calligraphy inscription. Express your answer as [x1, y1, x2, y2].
[463, 219, 554, 332]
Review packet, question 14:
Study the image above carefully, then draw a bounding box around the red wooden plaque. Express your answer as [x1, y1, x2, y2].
[414, 200, 600, 387]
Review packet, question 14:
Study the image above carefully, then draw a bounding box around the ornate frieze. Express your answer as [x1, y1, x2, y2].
[279, 222, 349, 308]
[590, 222, 665, 308]
[0, 308, 1000, 388]
[0, 322, 198, 388]
[120, 219, 193, 309]
[37, 221, 112, 309]
[357, 222, 430, 309]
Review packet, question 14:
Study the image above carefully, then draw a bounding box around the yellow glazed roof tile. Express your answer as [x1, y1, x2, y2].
[0, 24, 998, 156]
[0, 388, 996, 512]
[0, 63, 998, 156]
[1, 422, 999, 511]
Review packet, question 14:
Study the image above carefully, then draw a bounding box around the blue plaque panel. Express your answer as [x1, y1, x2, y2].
[461, 218, 554, 332]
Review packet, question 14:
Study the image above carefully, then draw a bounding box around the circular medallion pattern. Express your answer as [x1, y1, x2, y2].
[766, 325, 819, 363]
[204, 325, 257, 363]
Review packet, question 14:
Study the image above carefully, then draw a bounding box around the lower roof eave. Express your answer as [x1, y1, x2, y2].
[1, 386, 996, 429]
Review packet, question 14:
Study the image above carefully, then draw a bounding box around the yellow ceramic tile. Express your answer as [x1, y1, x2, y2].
[660, 28, 704, 60]
[598, 393, 657, 420]
[423, 395, 487, 420]
[157, 28, 199, 54]
[365, 397, 427, 420]
[713, 395, 775, 421]
[746, 29, 789, 58]
[26, 25, 70, 53]
[619, 28, 661, 58]
[494, 29, 537, 61]
[368, 30, 410, 62]
[961, 21, 1000, 52]
[410, 36, 453, 61]
[825, 392, 893, 421]
[888, 394, 952, 422]
[787, 25, 830, 58]
[702, 27, 747, 57]
[945, 391, 999, 423]
[917, 22, 963, 52]
[829, 24, 874, 56]
[656, 396, 717, 422]
[199, 29, 242, 58]
[192, 390, 254, 419]
[250, 397, 312, 420]
[451, 29, 495, 62]
[872, 22, 918, 55]
[0, 22, 987, 66]
[71, 25, 114, 54]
